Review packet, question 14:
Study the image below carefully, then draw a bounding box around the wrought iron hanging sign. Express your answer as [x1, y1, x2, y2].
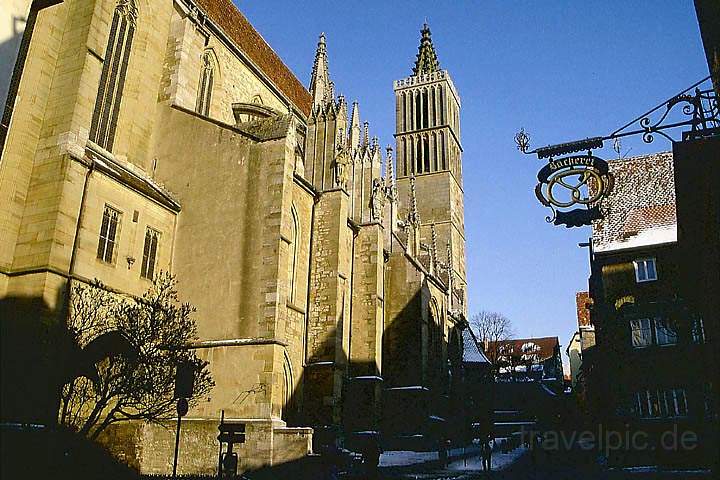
[534, 153, 613, 228]
[515, 76, 717, 228]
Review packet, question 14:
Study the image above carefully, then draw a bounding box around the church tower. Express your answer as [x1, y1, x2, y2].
[394, 24, 467, 314]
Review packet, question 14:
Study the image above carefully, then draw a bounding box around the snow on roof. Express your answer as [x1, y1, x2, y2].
[594, 224, 677, 253]
[593, 152, 676, 253]
[488, 337, 559, 363]
[462, 328, 490, 364]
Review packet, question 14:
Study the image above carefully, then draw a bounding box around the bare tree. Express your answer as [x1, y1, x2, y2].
[59, 272, 213, 440]
[469, 311, 514, 366]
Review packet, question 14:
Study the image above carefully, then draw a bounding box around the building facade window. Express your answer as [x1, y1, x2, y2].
[692, 316, 706, 343]
[630, 318, 652, 348]
[636, 388, 688, 418]
[97, 205, 121, 263]
[196, 50, 215, 116]
[141, 227, 160, 279]
[634, 257, 657, 282]
[90, 0, 138, 151]
[703, 382, 715, 418]
[630, 317, 676, 348]
[654, 319, 677, 346]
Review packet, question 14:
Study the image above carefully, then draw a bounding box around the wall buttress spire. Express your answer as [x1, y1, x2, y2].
[310, 32, 332, 108]
[350, 101, 361, 149]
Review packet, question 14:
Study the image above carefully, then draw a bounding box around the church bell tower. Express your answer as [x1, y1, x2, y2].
[394, 24, 467, 315]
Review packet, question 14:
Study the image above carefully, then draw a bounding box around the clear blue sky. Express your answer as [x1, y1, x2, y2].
[236, 1, 709, 367]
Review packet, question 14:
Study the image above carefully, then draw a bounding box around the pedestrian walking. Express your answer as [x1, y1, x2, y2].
[480, 436, 492, 472]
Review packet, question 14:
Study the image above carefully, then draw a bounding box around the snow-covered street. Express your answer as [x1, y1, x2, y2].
[372, 445, 713, 479]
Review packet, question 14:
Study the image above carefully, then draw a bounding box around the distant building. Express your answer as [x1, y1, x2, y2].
[566, 292, 595, 391]
[586, 152, 717, 467]
[566, 332, 581, 389]
[488, 336, 562, 385]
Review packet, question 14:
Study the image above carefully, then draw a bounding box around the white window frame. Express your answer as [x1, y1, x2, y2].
[634, 257, 658, 283]
[630, 318, 653, 348]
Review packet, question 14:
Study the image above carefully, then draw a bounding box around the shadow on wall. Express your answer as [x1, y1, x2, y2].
[0, 15, 27, 112]
[0, 289, 72, 426]
[0, 281, 491, 477]
[0, 287, 139, 479]
[289, 285, 492, 456]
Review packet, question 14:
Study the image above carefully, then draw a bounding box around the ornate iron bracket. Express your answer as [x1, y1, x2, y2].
[517, 76, 718, 159]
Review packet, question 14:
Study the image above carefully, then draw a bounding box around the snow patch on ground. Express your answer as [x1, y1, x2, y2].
[379, 450, 438, 467]
[447, 446, 528, 471]
[379, 446, 528, 471]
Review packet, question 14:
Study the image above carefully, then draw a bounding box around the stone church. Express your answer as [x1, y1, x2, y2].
[0, 0, 485, 474]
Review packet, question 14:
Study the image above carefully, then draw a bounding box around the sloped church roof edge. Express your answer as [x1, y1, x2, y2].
[193, 0, 312, 116]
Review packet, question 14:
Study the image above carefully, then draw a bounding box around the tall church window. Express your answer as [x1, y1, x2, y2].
[401, 137, 408, 176]
[415, 91, 421, 130]
[196, 51, 215, 116]
[440, 132, 446, 170]
[431, 87, 437, 127]
[97, 205, 121, 263]
[90, 0, 138, 151]
[406, 92, 412, 131]
[423, 135, 430, 172]
[422, 89, 429, 128]
[288, 207, 300, 303]
[439, 86, 445, 125]
[141, 227, 160, 279]
[415, 136, 422, 173]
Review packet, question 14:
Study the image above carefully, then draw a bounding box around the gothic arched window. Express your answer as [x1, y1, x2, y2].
[439, 86, 445, 125]
[90, 0, 138, 151]
[288, 206, 300, 303]
[415, 91, 421, 130]
[415, 136, 422, 173]
[422, 89, 429, 129]
[401, 137, 408, 176]
[196, 50, 215, 116]
[423, 135, 430, 172]
[440, 131, 446, 170]
[431, 86, 437, 128]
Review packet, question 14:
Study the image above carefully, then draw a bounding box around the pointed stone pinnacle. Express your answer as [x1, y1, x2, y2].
[310, 32, 331, 108]
[413, 22, 440, 75]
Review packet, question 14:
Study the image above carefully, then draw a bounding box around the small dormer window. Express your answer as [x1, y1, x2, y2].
[634, 257, 657, 283]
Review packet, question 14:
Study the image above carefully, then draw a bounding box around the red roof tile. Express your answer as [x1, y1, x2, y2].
[195, 0, 312, 116]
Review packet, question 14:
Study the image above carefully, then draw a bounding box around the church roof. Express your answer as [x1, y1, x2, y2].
[462, 328, 490, 364]
[413, 23, 441, 75]
[195, 0, 312, 115]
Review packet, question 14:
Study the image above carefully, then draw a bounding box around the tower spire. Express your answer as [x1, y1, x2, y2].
[310, 32, 331, 107]
[413, 23, 440, 75]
